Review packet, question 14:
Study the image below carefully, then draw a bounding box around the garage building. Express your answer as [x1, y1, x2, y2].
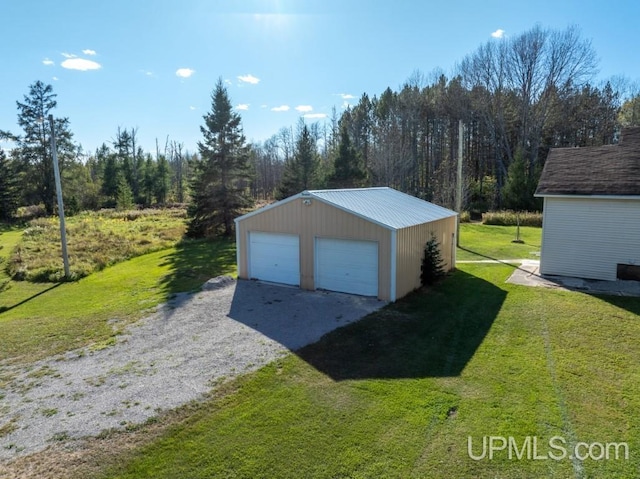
[234, 187, 458, 301]
[535, 126, 640, 281]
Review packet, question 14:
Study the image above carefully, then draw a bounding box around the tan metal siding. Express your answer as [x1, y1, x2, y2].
[395, 216, 457, 299]
[540, 197, 640, 280]
[237, 198, 392, 300]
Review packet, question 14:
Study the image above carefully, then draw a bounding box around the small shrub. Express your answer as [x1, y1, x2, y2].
[459, 211, 471, 223]
[482, 210, 542, 227]
[421, 234, 445, 286]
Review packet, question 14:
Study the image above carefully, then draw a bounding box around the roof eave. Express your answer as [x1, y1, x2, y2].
[535, 193, 640, 200]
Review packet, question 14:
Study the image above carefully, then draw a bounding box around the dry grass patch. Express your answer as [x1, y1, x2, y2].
[7, 208, 187, 282]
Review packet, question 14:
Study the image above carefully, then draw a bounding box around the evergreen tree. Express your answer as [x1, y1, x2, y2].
[502, 149, 535, 211]
[101, 152, 119, 204]
[0, 149, 20, 222]
[142, 154, 156, 206]
[327, 123, 367, 188]
[277, 124, 320, 199]
[187, 78, 253, 237]
[154, 155, 170, 204]
[421, 234, 445, 286]
[15, 81, 75, 215]
[115, 171, 133, 211]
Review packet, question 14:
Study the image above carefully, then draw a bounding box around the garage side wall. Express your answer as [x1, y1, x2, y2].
[395, 216, 457, 299]
[236, 198, 392, 300]
[540, 197, 640, 280]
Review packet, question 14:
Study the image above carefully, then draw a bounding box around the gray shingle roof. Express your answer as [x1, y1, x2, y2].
[535, 127, 640, 196]
[308, 187, 457, 230]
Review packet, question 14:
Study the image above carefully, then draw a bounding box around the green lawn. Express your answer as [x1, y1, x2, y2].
[85, 263, 640, 479]
[457, 223, 542, 261]
[0, 236, 236, 364]
[2, 222, 640, 478]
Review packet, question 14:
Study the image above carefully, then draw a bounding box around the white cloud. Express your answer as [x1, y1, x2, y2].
[271, 105, 290, 112]
[61, 58, 102, 71]
[491, 29, 505, 39]
[303, 113, 327, 119]
[82, 49, 97, 55]
[176, 68, 195, 78]
[224, 79, 232, 85]
[238, 74, 260, 85]
[42, 58, 54, 66]
[61, 52, 76, 58]
[52, 76, 59, 81]
[339, 93, 355, 99]
[341, 100, 352, 109]
[260, 104, 268, 109]
[236, 104, 250, 111]
[189, 106, 197, 111]
[295, 105, 313, 113]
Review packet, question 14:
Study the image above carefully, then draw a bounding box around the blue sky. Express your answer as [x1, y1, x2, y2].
[1, 0, 639, 156]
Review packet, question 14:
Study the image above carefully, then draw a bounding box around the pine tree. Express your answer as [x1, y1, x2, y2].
[276, 124, 320, 199]
[115, 171, 133, 211]
[502, 149, 534, 211]
[421, 234, 445, 286]
[15, 81, 75, 215]
[187, 78, 253, 238]
[0, 149, 20, 222]
[154, 155, 170, 204]
[328, 123, 367, 188]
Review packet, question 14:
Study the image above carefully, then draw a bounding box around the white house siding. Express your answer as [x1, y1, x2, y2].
[540, 197, 640, 280]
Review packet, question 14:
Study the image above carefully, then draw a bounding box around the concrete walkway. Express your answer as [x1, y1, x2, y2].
[500, 259, 640, 297]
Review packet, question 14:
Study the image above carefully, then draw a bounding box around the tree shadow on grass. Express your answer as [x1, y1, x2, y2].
[595, 293, 640, 318]
[294, 269, 507, 380]
[156, 238, 236, 300]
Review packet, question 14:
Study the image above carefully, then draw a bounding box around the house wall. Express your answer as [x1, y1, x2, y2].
[540, 197, 640, 280]
[395, 216, 457, 299]
[236, 197, 393, 300]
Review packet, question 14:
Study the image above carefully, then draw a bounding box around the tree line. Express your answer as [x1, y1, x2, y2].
[1, 24, 639, 234]
[0, 81, 195, 221]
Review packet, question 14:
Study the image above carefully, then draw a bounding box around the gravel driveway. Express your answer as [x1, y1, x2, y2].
[0, 278, 385, 461]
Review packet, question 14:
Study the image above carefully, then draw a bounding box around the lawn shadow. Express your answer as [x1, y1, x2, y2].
[229, 269, 507, 380]
[0, 283, 62, 314]
[156, 238, 236, 300]
[594, 292, 640, 318]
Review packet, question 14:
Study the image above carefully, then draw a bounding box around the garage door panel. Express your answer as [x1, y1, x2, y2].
[249, 232, 300, 286]
[316, 238, 378, 296]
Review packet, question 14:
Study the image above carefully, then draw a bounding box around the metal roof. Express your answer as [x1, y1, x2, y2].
[307, 187, 457, 230]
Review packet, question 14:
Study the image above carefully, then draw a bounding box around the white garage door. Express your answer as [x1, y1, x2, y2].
[249, 232, 300, 286]
[315, 238, 378, 296]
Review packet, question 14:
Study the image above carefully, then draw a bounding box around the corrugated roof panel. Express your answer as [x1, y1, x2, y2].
[308, 187, 457, 230]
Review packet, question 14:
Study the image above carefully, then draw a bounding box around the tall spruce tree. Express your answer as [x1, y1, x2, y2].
[15, 81, 75, 215]
[276, 124, 320, 199]
[328, 123, 367, 188]
[0, 149, 20, 222]
[187, 79, 253, 237]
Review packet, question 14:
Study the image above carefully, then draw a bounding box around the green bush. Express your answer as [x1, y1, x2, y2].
[459, 211, 471, 223]
[482, 210, 542, 227]
[421, 234, 445, 286]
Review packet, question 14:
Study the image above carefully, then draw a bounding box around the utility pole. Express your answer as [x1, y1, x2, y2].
[49, 115, 70, 279]
[456, 119, 463, 247]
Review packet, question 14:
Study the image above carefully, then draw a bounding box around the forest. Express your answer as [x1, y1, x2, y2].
[1, 25, 639, 227]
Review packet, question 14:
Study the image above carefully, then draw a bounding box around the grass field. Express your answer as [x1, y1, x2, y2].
[7, 209, 187, 282]
[457, 223, 542, 261]
[2, 221, 640, 478]
[0, 233, 236, 364]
